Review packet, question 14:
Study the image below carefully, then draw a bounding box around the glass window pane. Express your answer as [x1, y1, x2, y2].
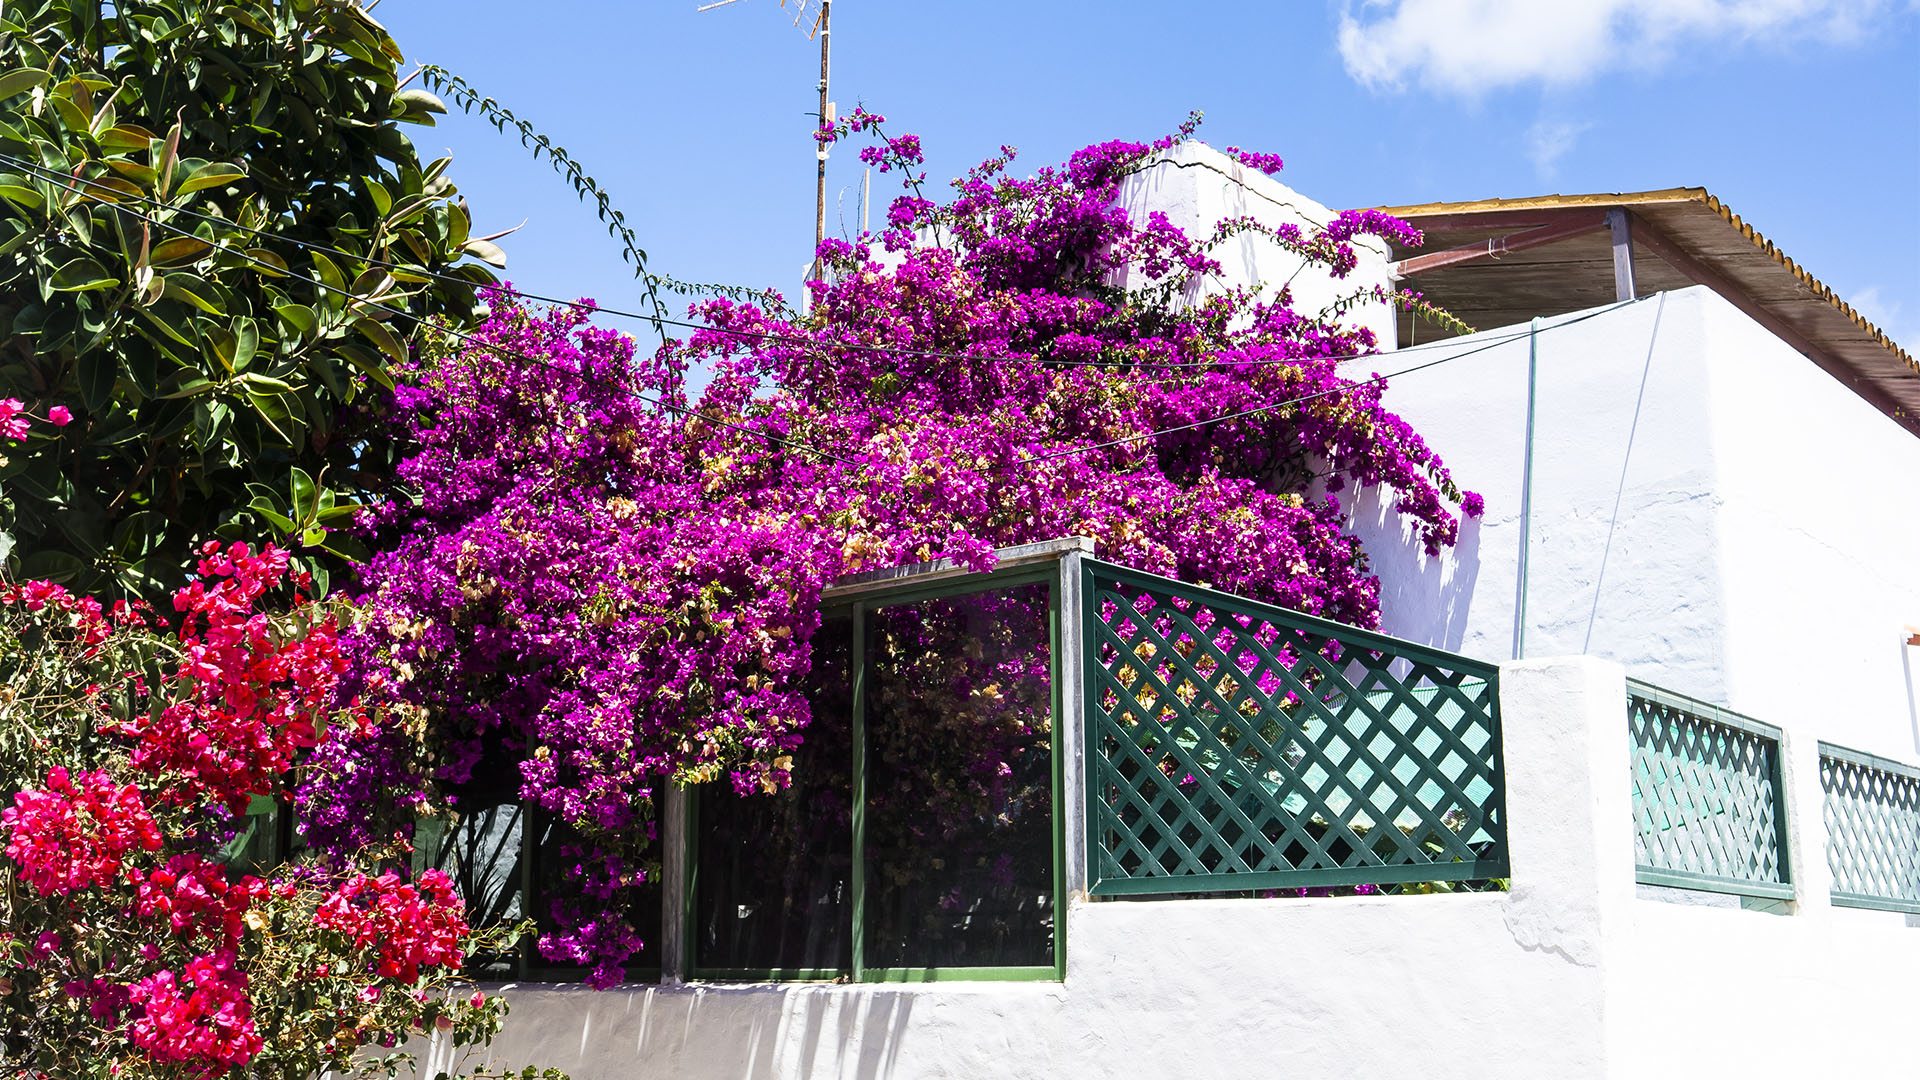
[421, 788, 525, 979]
[864, 583, 1055, 970]
[692, 613, 855, 974]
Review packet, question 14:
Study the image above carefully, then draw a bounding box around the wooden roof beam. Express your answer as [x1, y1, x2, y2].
[1390, 205, 1620, 236]
[1393, 211, 1609, 279]
[1628, 211, 1920, 440]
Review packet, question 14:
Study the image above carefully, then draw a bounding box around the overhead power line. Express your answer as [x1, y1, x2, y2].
[0, 158, 866, 469]
[3, 153, 1645, 480]
[0, 149, 1576, 373]
[1006, 298, 1643, 470]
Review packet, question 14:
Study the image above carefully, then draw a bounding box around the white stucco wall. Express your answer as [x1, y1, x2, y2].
[1614, 896, 1920, 1077]
[1346, 284, 1920, 760]
[416, 657, 1623, 1080]
[414, 655, 1920, 1079]
[1114, 141, 1399, 348]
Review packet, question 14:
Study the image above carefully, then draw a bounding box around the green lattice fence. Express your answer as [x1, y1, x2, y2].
[1821, 743, 1920, 914]
[1627, 682, 1791, 899]
[1081, 560, 1508, 896]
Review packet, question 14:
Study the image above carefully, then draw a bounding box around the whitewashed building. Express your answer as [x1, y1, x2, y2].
[423, 147, 1920, 1079]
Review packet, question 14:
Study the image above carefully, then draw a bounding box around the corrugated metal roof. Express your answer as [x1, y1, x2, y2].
[1370, 188, 1919, 437]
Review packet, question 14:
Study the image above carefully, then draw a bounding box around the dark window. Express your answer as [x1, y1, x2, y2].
[691, 576, 1059, 981]
[693, 613, 855, 976]
[863, 584, 1055, 970]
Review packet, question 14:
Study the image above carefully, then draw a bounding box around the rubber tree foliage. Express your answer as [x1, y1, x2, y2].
[0, 0, 504, 596]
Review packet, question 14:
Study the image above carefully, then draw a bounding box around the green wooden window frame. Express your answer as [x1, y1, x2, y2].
[1081, 559, 1510, 897]
[684, 561, 1069, 984]
[1627, 680, 1792, 901]
[1820, 741, 1920, 915]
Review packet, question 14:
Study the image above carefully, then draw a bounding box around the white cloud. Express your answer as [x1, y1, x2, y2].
[1336, 0, 1897, 96]
[1525, 118, 1591, 179]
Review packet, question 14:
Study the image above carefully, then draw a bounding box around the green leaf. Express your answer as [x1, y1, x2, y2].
[50, 258, 119, 292]
[0, 69, 51, 102]
[50, 94, 89, 135]
[311, 251, 346, 297]
[334, 343, 393, 390]
[232, 316, 259, 369]
[0, 184, 44, 211]
[206, 325, 236, 371]
[354, 316, 406, 367]
[77, 352, 115, 411]
[320, 531, 369, 562]
[446, 200, 471, 249]
[159, 376, 219, 400]
[17, 549, 86, 583]
[156, 117, 182, 198]
[111, 511, 158, 558]
[149, 235, 214, 267]
[137, 304, 196, 347]
[175, 164, 245, 196]
[289, 466, 317, 521]
[238, 371, 294, 392]
[306, 560, 331, 597]
[463, 238, 506, 268]
[72, 174, 144, 204]
[162, 273, 222, 313]
[349, 267, 395, 303]
[366, 177, 392, 216]
[396, 88, 447, 115]
[273, 302, 318, 336]
[244, 248, 288, 276]
[104, 158, 159, 188]
[98, 123, 158, 152]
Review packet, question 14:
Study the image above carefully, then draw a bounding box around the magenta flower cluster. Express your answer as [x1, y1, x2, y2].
[315, 119, 1481, 983]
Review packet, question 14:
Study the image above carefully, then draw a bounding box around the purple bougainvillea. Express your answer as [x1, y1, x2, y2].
[302, 116, 1478, 985]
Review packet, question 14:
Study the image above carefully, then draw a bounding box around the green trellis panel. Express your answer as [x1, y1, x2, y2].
[1080, 560, 1509, 897]
[1820, 742, 1920, 914]
[1627, 681, 1792, 900]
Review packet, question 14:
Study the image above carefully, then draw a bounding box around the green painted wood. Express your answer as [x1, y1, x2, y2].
[1820, 741, 1920, 910]
[849, 604, 868, 980]
[1081, 559, 1508, 896]
[1634, 867, 1796, 901]
[1046, 577, 1068, 983]
[1628, 681, 1790, 897]
[859, 966, 1061, 983]
[820, 564, 1059, 614]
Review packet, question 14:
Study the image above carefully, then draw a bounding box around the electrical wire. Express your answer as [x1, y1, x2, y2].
[5, 152, 1645, 479]
[1, 162, 870, 469]
[1, 150, 1579, 373]
[1004, 298, 1645, 469]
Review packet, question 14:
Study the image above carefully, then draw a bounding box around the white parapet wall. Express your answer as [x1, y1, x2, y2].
[1113, 141, 1399, 348]
[408, 652, 1920, 1080]
[1345, 284, 1920, 762]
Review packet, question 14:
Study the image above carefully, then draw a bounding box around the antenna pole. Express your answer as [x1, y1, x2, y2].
[812, 0, 831, 277]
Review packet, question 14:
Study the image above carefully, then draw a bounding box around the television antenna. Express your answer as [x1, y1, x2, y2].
[699, 0, 834, 276]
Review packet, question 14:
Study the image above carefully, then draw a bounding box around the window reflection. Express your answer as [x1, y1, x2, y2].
[863, 583, 1055, 970]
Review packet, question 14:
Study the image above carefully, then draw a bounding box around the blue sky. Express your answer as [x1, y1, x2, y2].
[375, 0, 1920, 348]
